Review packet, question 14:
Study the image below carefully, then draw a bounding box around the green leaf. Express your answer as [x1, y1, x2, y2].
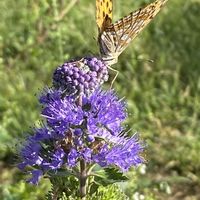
[47, 175, 79, 199]
[104, 168, 129, 181]
[93, 167, 128, 186]
[89, 182, 99, 196]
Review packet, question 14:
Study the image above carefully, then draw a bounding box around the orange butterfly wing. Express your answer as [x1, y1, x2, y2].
[98, 0, 168, 65]
[96, 0, 113, 33]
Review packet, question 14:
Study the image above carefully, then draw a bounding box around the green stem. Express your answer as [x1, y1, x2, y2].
[78, 95, 87, 199]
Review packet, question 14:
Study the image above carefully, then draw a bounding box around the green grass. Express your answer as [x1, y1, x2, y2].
[0, 0, 200, 199]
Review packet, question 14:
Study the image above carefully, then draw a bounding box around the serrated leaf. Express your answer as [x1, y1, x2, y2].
[93, 167, 128, 186]
[104, 168, 129, 181]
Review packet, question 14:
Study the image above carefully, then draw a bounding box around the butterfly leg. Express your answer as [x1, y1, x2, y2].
[108, 66, 119, 89]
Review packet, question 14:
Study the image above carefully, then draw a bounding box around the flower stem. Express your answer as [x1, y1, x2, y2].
[80, 159, 87, 199]
[78, 95, 87, 199]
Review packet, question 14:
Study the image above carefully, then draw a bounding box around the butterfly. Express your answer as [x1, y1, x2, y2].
[96, 0, 168, 66]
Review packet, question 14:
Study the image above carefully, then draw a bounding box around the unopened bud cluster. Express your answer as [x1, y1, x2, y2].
[53, 57, 109, 96]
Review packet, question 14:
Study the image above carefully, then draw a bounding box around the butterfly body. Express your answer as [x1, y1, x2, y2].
[98, 32, 120, 65]
[96, 0, 168, 66]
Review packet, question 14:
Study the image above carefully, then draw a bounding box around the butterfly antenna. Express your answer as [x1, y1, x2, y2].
[137, 58, 154, 63]
[108, 66, 119, 89]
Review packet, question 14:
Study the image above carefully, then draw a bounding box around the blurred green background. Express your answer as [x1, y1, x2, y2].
[0, 0, 200, 199]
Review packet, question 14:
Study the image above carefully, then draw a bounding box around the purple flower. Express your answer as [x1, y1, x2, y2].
[40, 88, 84, 136]
[91, 134, 144, 171]
[19, 138, 43, 169]
[67, 148, 79, 167]
[104, 135, 144, 171]
[39, 88, 127, 140]
[32, 127, 52, 141]
[18, 88, 144, 184]
[48, 148, 65, 169]
[53, 57, 109, 96]
[27, 170, 43, 185]
[81, 147, 92, 162]
[85, 90, 127, 139]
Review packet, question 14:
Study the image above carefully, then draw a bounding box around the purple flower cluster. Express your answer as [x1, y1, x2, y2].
[53, 57, 109, 96]
[39, 88, 126, 139]
[18, 56, 145, 185]
[18, 88, 144, 184]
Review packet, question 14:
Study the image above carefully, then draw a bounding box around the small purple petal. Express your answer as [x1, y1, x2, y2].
[86, 135, 95, 142]
[27, 170, 43, 185]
